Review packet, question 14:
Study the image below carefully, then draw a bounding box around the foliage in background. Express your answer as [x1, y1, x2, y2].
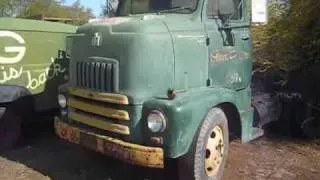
[66, 0, 94, 24]
[0, 0, 20, 17]
[19, 0, 94, 25]
[0, 0, 94, 25]
[252, 0, 320, 72]
[102, 0, 119, 17]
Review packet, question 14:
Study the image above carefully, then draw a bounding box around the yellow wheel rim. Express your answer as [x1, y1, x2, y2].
[205, 126, 224, 177]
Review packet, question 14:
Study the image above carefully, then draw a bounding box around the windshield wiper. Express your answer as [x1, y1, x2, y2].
[157, 6, 193, 14]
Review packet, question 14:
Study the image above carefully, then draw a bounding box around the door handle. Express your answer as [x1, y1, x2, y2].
[241, 36, 250, 40]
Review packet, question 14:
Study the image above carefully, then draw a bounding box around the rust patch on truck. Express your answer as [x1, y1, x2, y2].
[54, 118, 164, 168]
[211, 46, 249, 63]
[68, 87, 129, 105]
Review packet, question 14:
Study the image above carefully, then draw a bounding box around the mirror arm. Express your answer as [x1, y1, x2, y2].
[218, 23, 250, 30]
[219, 15, 231, 27]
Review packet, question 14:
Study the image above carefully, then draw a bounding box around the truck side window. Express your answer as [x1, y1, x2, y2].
[231, 0, 243, 20]
[131, 0, 150, 14]
[207, 0, 242, 20]
[207, 0, 218, 19]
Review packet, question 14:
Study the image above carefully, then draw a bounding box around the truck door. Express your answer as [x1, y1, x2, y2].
[205, 0, 252, 91]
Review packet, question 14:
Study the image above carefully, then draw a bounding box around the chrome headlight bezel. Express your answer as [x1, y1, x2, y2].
[58, 94, 67, 108]
[147, 110, 167, 133]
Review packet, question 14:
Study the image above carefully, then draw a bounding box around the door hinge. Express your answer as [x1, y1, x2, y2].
[206, 37, 210, 46]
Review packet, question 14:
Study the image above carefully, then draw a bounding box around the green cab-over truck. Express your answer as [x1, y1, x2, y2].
[0, 18, 76, 149]
[54, 0, 266, 179]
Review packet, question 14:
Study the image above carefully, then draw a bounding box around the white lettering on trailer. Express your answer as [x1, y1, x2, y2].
[0, 31, 26, 64]
[0, 57, 66, 90]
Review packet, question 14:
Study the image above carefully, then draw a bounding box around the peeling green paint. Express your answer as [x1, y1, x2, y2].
[58, 0, 256, 161]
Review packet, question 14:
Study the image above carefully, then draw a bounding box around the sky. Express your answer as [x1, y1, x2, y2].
[64, 0, 105, 17]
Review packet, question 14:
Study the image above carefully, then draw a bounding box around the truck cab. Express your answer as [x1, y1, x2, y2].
[55, 0, 259, 179]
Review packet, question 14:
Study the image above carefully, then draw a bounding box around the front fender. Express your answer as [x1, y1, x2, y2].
[142, 87, 241, 158]
[0, 107, 6, 119]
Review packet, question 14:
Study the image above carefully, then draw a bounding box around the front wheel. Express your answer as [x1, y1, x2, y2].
[0, 107, 22, 150]
[177, 108, 229, 180]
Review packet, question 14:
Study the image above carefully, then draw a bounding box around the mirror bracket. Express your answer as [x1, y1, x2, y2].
[217, 0, 236, 25]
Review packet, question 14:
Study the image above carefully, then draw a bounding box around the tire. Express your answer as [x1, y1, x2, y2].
[300, 102, 320, 138]
[0, 107, 22, 150]
[0, 107, 5, 119]
[177, 108, 229, 180]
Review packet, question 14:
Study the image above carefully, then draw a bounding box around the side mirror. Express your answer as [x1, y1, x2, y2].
[219, 0, 235, 17]
[251, 0, 268, 24]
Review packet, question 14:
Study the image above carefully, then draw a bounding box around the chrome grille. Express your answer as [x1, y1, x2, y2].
[76, 60, 118, 92]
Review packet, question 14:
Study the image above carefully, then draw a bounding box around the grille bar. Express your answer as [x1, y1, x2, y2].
[101, 63, 106, 90]
[68, 87, 129, 105]
[75, 58, 119, 92]
[68, 111, 130, 135]
[68, 97, 130, 121]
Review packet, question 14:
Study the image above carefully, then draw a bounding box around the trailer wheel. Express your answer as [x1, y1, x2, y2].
[300, 102, 320, 138]
[177, 108, 229, 180]
[0, 107, 22, 150]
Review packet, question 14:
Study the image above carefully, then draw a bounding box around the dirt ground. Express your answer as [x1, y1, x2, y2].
[0, 127, 319, 180]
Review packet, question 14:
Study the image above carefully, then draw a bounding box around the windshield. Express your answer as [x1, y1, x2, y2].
[130, 0, 199, 14]
[111, 0, 199, 16]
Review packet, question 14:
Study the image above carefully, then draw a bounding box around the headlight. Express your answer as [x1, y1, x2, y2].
[58, 94, 67, 108]
[147, 110, 166, 133]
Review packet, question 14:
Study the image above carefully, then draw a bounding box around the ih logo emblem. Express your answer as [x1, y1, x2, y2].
[91, 32, 102, 47]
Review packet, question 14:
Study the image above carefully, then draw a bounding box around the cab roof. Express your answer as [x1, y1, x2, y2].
[0, 17, 77, 33]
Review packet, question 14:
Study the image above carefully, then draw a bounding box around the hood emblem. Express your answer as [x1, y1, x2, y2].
[91, 32, 102, 47]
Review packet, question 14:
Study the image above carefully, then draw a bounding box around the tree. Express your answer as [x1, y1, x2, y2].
[17, 0, 94, 25]
[252, 0, 320, 72]
[67, 0, 94, 24]
[102, 0, 119, 17]
[0, 0, 20, 17]
[19, 0, 60, 18]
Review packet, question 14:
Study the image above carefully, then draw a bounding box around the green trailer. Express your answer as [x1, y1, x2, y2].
[0, 18, 77, 149]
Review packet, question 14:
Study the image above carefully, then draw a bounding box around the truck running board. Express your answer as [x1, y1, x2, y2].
[251, 127, 264, 141]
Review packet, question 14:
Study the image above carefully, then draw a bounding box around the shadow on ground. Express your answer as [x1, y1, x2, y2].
[0, 120, 175, 180]
[0, 119, 319, 180]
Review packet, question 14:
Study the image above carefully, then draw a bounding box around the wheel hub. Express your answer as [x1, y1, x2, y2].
[205, 126, 224, 177]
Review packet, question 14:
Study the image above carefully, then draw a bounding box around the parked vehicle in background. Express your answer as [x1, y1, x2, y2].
[0, 17, 77, 150]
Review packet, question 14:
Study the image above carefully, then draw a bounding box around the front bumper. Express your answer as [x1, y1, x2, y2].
[54, 118, 164, 168]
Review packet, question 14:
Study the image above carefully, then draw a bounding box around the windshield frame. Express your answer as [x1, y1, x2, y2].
[117, 0, 201, 15]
